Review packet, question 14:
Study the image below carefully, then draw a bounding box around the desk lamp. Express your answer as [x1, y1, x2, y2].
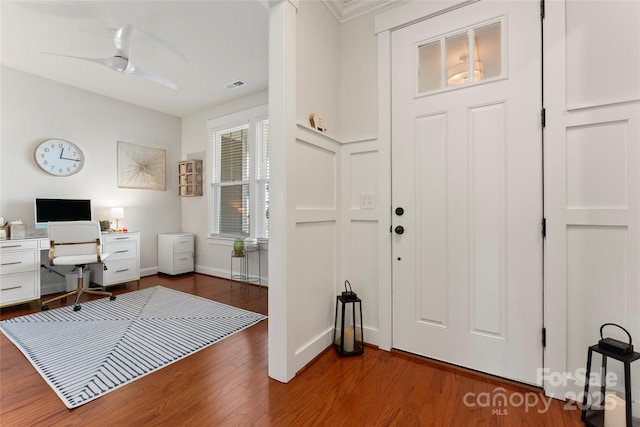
[111, 207, 124, 232]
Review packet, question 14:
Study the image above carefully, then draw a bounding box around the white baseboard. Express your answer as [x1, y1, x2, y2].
[140, 267, 158, 277]
[295, 328, 335, 373]
[41, 266, 270, 296]
[195, 265, 269, 286]
[41, 281, 66, 296]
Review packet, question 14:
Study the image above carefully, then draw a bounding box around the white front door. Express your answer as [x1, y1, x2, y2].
[391, 0, 543, 385]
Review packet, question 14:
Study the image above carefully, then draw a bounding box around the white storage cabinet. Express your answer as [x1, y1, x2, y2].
[158, 233, 194, 275]
[90, 232, 140, 288]
[0, 238, 46, 308]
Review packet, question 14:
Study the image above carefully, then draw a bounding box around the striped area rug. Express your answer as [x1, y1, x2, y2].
[0, 286, 266, 409]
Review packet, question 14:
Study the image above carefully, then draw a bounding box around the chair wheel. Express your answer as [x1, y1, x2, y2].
[109, 296, 116, 301]
[73, 305, 81, 312]
[41, 305, 49, 311]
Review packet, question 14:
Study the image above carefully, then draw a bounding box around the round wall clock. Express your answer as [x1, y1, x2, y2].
[34, 139, 85, 176]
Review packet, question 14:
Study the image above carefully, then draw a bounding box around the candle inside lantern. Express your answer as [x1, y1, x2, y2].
[604, 393, 626, 427]
[344, 327, 355, 352]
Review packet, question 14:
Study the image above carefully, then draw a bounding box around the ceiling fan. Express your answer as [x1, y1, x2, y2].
[45, 24, 178, 90]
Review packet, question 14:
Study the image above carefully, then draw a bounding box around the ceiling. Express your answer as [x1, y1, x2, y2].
[0, 1, 270, 118]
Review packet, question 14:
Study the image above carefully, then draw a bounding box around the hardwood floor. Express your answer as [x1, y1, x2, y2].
[1, 273, 582, 426]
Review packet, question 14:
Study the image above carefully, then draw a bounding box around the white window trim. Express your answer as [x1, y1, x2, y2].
[206, 104, 268, 244]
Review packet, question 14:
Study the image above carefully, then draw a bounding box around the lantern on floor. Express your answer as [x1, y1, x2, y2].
[581, 323, 640, 427]
[334, 280, 364, 357]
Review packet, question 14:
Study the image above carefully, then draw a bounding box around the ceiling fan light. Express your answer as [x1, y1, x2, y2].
[106, 56, 128, 72]
[447, 60, 484, 86]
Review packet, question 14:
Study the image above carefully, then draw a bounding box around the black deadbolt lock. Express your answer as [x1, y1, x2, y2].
[395, 207, 404, 216]
[394, 226, 405, 235]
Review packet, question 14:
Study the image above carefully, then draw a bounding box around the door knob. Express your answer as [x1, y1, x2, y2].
[394, 226, 405, 235]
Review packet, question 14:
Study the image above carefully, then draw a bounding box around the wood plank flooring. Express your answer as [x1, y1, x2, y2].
[1, 273, 583, 426]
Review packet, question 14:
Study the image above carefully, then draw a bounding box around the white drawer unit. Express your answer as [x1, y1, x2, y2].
[158, 233, 194, 275]
[0, 238, 45, 308]
[89, 232, 140, 288]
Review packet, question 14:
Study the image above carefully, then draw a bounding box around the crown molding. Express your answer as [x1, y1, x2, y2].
[322, 0, 392, 23]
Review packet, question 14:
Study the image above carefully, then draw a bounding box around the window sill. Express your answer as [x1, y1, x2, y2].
[207, 236, 268, 249]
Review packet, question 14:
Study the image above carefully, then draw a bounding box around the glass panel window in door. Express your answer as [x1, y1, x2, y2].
[417, 18, 503, 94]
[418, 40, 442, 93]
[474, 21, 502, 81]
[446, 32, 483, 87]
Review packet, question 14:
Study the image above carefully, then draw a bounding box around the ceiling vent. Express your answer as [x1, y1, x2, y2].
[224, 80, 246, 90]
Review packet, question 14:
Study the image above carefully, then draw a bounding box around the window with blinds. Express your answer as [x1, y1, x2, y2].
[255, 119, 269, 239]
[210, 116, 269, 239]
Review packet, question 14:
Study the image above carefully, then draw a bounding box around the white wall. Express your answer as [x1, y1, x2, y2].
[337, 4, 398, 350]
[296, 0, 341, 138]
[181, 90, 269, 283]
[338, 11, 380, 142]
[280, 0, 392, 379]
[0, 66, 182, 277]
[269, 0, 347, 377]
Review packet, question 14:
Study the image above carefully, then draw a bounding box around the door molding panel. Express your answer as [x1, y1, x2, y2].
[544, 0, 640, 402]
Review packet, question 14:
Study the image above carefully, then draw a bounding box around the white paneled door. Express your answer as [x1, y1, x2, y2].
[391, 1, 543, 385]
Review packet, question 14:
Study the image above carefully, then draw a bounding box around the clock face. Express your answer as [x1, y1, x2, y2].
[34, 139, 85, 176]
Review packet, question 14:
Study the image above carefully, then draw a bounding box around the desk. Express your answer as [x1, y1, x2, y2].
[0, 236, 48, 308]
[0, 231, 141, 308]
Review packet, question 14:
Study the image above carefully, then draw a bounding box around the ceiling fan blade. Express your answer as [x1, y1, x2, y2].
[134, 26, 189, 63]
[41, 51, 128, 71]
[42, 23, 177, 90]
[125, 63, 178, 90]
[113, 24, 134, 58]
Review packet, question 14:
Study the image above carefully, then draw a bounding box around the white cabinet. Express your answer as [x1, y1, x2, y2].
[158, 233, 194, 275]
[0, 238, 46, 308]
[90, 232, 140, 288]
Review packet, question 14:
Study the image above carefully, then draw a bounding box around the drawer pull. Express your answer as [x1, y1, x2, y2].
[1, 245, 22, 249]
[113, 237, 130, 240]
[1, 286, 22, 291]
[116, 269, 130, 273]
[179, 257, 189, 261]
[1, 261, 22, 266]
[114, 250, 129, 254]
[179, 241, 189, 244]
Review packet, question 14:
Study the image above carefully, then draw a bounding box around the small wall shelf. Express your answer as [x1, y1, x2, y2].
[178, 160, 203, 197]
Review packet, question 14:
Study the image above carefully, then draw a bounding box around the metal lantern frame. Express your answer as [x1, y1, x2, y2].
[333, 280, 364, 357]
[581, 323, 640, 427]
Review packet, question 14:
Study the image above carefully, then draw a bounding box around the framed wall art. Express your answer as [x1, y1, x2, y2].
[117, 141, 166, 190]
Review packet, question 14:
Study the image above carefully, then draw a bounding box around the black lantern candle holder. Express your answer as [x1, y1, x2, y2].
[581, 323, 640, 427]
[334, 280, 364, 357]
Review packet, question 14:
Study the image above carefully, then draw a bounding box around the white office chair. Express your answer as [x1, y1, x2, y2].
[41, 221, 116, 312]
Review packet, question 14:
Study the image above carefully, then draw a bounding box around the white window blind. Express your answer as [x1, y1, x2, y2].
[210, 114, 269, 239]
[212, 124, 249, 237]
[255, 119, 269, 239]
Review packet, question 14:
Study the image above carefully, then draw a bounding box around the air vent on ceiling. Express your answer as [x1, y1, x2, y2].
[224, 80, 246, 90]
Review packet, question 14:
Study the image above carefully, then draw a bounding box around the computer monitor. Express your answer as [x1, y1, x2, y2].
[34, 198, 92, 229]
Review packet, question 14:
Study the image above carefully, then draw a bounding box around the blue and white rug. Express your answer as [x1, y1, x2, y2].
[0, 286, 266, 409]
